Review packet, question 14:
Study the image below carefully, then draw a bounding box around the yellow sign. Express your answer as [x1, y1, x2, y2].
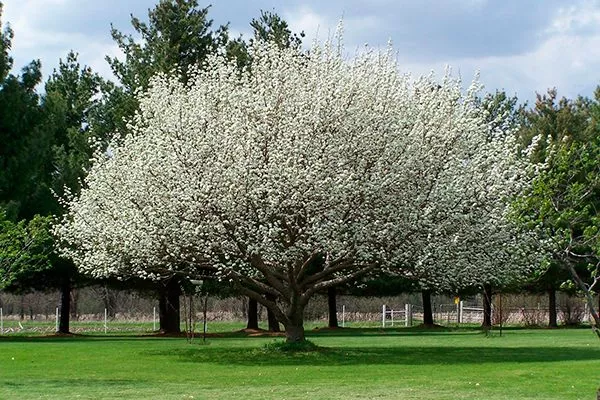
[454, 297, 460, 305]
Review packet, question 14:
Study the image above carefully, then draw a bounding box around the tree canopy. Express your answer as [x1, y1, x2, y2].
[57, 36, 533, 342]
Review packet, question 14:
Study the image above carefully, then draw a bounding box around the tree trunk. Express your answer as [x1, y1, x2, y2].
[58, 280, 71, 334]
[548, 286, 558, 328]
[246, 297, 259, 330]
[422, 290, 434, 326]
[266, 293, 280, 332]
[327, 286, 339, 328]
[566, 263, 600, 339]
[284, 322, 305, 343]
[482, 284, 492, 329]
[19, 295, 25, 320]
[158, 279, 181, 334]
[283, 301, 306, 342]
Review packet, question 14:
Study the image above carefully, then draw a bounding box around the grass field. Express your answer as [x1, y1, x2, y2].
[0, 327, 599, 399]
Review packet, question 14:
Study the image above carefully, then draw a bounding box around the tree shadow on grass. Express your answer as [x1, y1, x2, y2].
[148, 344, 600, 367]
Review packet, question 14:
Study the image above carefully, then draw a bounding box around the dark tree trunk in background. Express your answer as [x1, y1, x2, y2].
[158, 279, 181, 334]
[70, 289, 79, 320]
[422, 290, 434, 326]
[548, 286, 558, 328]
[58, 280, 71, 334]
[246, 297, 259, 330]
[267, 308, 280, 332]
[265, 293, 280, 332]
[101, 286, 118, 319]
[19, 295, 25, 320]
[327, 286, 339, 328]
[482, 284, 493, 329]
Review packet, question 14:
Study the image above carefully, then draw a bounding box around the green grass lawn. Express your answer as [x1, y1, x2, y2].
[0, 328, 598, 399]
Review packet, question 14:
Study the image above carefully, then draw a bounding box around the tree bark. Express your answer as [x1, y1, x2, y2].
[266, 293, 280, 332]
[158, 278, 181, 334]
[58, 280, 71, 334]
[422, 290, 434, 326]
[284, 322, 305, 342]
[327, 286, 339, 328]
[19, 295, 25, 320]
[70, 289, 79, 320]
[566, 262, 600, 339]
[101, 286, 117, 318]
[482, 284, 493, 329]
[246, 297, 259, 330]
[548, 286, 558, 328]
[281, 298, 308, 342]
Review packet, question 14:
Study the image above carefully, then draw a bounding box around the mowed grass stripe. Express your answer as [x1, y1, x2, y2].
[0, 329, 598, 399]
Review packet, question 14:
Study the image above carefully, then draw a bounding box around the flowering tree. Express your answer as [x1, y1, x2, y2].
[57, 37, 531, 342]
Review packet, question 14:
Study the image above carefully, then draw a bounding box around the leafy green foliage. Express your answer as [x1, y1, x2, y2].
[43, 51, 103, 201]
[0, 2, 13, 82]
[513, 88, 600, 336]
[515, 90, 599, 267]
[0, 212, 53, 290]
[519, 88, 591, 162]
[0, 46, 45, 219]
[107, 0, 228, 91]
[250, 10, 304, 49]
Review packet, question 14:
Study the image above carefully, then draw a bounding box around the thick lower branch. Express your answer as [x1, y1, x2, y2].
[566, 262, 600, 339]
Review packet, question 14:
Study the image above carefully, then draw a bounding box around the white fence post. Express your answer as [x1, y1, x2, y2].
[55, 307, 59, 332]
[382, 304, 386, 328]
[104, 308, 108, 334]
[0, 307, 3, 334]
[342, 305, 345, 328]
[459, 301, 464, 324]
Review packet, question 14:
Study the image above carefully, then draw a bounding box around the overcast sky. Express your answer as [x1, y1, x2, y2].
[3, 0, 600, 104]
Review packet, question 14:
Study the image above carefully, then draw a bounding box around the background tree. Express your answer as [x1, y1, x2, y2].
[0, 2, 45, 220]
[514, 90, 600, 337]
[0, 3, 85, 333]
[515, 89, 596, 331]
[3, 51, 104, 333]
[0, 212, 53, 289]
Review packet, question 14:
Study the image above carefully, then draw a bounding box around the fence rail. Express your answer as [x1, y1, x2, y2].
[0, 290, 596, 335]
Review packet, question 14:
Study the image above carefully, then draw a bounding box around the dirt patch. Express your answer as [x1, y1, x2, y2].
[311, 326, 348, 331]
[238, 328, 285, 337]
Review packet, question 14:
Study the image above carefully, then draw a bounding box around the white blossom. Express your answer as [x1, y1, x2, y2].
[55, 37, 534, 338]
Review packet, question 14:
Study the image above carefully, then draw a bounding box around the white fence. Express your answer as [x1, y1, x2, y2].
[0, 306, 158, 334]
[382, 304, 413, 327]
